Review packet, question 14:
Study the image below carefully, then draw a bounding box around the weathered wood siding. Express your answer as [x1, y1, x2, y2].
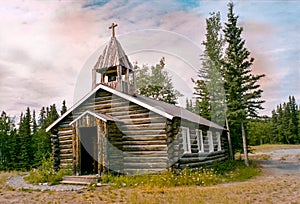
[52, 89, 228, 174]
[168, 119, 228, 169]
[56, 120, 74, 170]
[53, 89, 168, 175]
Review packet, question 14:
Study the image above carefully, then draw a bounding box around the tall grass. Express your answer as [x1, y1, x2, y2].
[24, 157, 71, 185]
[100, 160, 260, 188]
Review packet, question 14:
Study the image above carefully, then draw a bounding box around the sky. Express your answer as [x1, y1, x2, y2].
[0, 0, 299, 118]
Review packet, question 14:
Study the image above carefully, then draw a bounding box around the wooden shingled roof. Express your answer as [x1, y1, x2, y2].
[93, 37, 133, 73]
[46, 84, 225, 132]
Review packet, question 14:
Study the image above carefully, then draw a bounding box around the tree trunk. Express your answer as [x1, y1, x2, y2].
[226, 117, 234, 160]
[241, 121, 249, 167]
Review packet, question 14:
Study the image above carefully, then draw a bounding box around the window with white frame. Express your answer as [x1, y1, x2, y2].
[216, 132, 222, 151]
[196, 129, 204, 152]
[207, 131, 214, 152]
[181, 127, 191, 153]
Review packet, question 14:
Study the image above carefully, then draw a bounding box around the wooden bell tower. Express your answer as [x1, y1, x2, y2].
[92, 23, 135, 95]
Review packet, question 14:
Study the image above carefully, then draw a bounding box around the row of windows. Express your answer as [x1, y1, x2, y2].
[181, 127, 222, 154]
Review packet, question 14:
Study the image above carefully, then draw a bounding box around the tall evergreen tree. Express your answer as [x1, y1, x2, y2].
[192, 79, 211, 120]
[39, 107, 46, 128]
[193, 12, 226, 125]
[6, 128, 18, 170]
[223, 3, 265, 166]
[61, 100, 67, 115]
[0, 111, 11, 170]
[32, 110, 37, 134]
[271, 109, 279, 143]
[288, 96, 298, 143]
[17, 108, 34, 170]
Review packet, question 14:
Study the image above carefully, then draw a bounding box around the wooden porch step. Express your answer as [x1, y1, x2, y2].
[61, 175, 98, 185]
[61, 180, 91, 185]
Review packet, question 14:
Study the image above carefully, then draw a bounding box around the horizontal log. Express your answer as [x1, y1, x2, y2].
[182, 150, 225, 158]
[108, 133, 123, 138]
[58, 135, 73, 141]
[115, 112, 158, 120]
[122, 140, 166, 145]
[96, 91, 112, 96]
[59, 144, 72, 149]
[94, 104, 142, 113]
[106, 109, 150, 117]
[123, 123, 166, 130]
[57, 126, 73, 131]
[123, 135, 167, 142]
[60, 153, 73, 159]
[107, 128, 123, 134]
[179, 157, 227, 168]
[179, 154, 226, 164]
[124, 162, 167, 169]
[108, 137, 123, 142]
[58, 132, 73, 137]
[59, 139, 72, 145]
[124, 157, 168, 163]
[123, 135, 167, 141]
[122, 130, 165, 136]
[60, 149, 72, 154]
[123, 145, 167, 151]
[123, 151, 167, 157]
[57, 123, 73, 128]
[121, 117, 166, 125]
[60, 158, 73, 163]
[93, 99, 129, 107]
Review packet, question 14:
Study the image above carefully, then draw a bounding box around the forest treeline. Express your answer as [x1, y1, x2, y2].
[0, 101, 67, 171]
[247, 96, 300, 145]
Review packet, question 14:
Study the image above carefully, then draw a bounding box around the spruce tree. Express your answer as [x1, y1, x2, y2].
[0, 111, 11, 170]
[223, 3, 265, 166]
[193, 12, 226, 125]
[39, 107, 46, 128]
[61, 100, 67, 115]
[289, 96, 298, 143]
[192, 79, 211, 120]
[271, 109, 278, 143]
[32, 110, 37, 134]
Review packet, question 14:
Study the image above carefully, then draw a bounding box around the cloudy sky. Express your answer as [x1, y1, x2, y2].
[1, 0, 299, 118]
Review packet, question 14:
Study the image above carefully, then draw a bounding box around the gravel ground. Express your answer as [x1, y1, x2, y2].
[6, 175, 86, 191]
[254, 148, 300, 176]
[5, 148, 300, 193]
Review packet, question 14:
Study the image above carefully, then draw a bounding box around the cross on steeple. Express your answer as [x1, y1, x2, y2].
[109, 23, 118, 37]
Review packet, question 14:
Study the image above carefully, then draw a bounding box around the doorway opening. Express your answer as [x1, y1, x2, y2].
[79, 126, 98, 175]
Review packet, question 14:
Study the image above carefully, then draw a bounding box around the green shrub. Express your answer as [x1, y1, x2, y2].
[24, 157, 71, 185]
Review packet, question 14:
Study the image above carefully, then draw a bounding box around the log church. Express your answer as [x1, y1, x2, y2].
[46, 23, 229, 175]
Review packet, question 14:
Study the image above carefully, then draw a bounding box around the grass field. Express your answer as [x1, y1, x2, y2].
[0, 144, 299, 204]
[251, 144, 300, 152]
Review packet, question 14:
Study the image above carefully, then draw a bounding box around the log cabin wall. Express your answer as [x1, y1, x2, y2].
[52, 88, 228, 174]
[55, 118, 74, 171]
[169, 119, 228, 169]
[106, 121, 124, 174]
[53, 89, 168, 175]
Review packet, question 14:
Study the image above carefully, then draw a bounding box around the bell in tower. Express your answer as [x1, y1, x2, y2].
[92, 23, 135, 95]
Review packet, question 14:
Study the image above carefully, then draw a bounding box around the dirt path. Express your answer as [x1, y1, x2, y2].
[253, 148, 300, 176]
[0, 148, 299, 203]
